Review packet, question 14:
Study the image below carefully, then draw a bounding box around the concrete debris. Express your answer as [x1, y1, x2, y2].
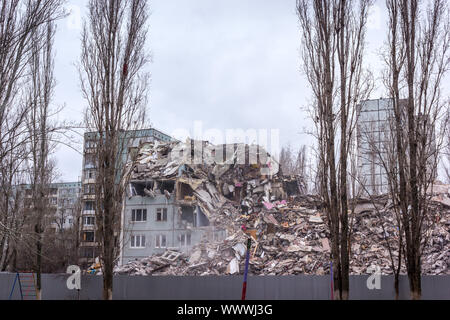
[114, 140, 449, 276]
[188, 250, 202, 264]
[321, 238, 330, 252]
[232, 243, 247, 258]
[114, 191, 449, 276]
[161, 250, 181, 262]
[309, 215, 323, 223]
[227, 258, 240, 274]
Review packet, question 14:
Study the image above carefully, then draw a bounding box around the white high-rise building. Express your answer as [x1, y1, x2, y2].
[356, 98, 393, 195]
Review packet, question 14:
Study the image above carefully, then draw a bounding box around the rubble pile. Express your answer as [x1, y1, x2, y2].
[115, 195, 449, 276]
[127, 139, 286, 223]
[115, 141, 449, 276]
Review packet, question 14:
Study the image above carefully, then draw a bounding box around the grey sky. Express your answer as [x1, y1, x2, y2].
[52, 0, 440, 182]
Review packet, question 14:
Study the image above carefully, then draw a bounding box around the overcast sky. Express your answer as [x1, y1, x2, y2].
[51, 0, 427, 182]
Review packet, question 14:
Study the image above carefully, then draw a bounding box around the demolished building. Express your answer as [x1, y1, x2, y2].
[116, 192, 449, 276]
[119, 139, 284, 264]
[115, 139, 449, 276]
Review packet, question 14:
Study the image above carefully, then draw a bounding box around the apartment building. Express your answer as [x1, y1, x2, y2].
[53, 182, 82, 231]
[19, 182, 81, 232]
[79, 128, 173, 265]
[356, 98, 393, 195]
[356, 98, 436, 196]
[120, 185, 224, 264]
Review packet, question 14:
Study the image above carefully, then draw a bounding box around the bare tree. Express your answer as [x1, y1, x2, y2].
[443, 108, 450, 183]
[352, 149, 405, 299]
[279, 144, 295, 175]
[297, 0, 373, 299]
[279, 144, 310, 194]
[24, 19, 58, 300]
[0, 138, 28, 270]
[0, 1, 65, 164]
[381, 0, 450, 299]
[293, 145, 309, 193]
[78, 0, 150, 300]
[0, 0, 65, 276]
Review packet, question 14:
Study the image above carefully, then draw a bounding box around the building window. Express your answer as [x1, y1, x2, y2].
[84, 184, 95, 195]
[84, 201, 94, 211]
[155, 234, 166, 248]
[84, 154, 96, 169]
[130, 235, 146, 248]
[85, 169, 96, 179]
[179, 233, 191, 247]
[156, 208, 167, 221]
[85, 140, 96, 149]
[83, 216, 95, 226]
[82, 247, 94, 258]
[82, 231, 94, 242]
[131, 209, 147, 222]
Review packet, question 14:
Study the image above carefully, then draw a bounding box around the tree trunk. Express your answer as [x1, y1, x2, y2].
[394, 273, 399, 300]
[409, 269, 421, 300]
[102, 267, 113, 300]
[35, 222, 42, 300]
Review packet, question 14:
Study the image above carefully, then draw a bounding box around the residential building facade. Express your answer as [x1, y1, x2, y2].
[356, 98, 435, 196]
[53, 182, 82, 231]
[356, 98, 393, 195]
[19, 182, 81, 232]
[120, 181, 226, 264]
[79, 128, 173, 266]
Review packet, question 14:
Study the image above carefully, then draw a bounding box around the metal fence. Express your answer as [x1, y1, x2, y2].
[0, 273, 448, 300]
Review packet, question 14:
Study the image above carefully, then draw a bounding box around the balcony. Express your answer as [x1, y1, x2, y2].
[79, 241, 98, 247]
[82, 225, 95, 231]
[83, 178, 96, 184]
[82, 194, 96, 200]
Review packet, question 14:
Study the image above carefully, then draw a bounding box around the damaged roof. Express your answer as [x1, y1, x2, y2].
[127, 139, 284, 220]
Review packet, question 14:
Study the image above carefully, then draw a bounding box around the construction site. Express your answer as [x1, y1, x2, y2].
[112, 139, 450, 277]
[4, 138, 448, 300]
[1, 0, 449, 306]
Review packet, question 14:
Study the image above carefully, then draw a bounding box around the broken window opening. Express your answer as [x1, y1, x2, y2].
[180, 205, 196, 227]
[176, 182, 194, 201]
[196, 206, 210, 227]
[222, 183, 235, 200]
[159, 180, 175, 195]
[156, 208, 167, 221]
[129, 181, 155, 197]
[158, 147, 170, 157]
